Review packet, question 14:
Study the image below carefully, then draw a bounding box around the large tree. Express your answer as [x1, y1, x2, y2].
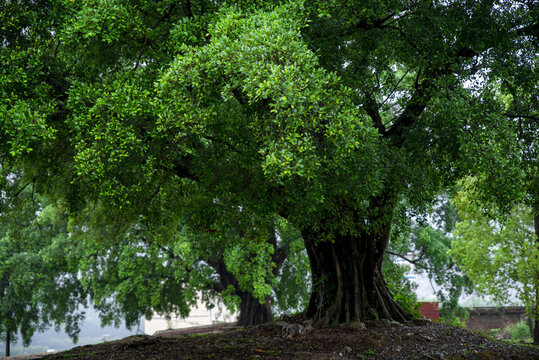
[1, 0, 536, 327]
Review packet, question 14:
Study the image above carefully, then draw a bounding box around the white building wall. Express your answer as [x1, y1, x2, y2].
[144, 296, 236, 335]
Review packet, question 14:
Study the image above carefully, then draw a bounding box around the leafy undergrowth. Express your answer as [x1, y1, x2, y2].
[34, 323, 538, 360]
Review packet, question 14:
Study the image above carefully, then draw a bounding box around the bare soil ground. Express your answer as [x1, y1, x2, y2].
[21, 322, 539, 360]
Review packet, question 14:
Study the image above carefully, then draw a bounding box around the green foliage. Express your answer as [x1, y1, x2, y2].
[157, 3, 383, 232]
[272, 219, 311, 314]
[450, 182, 538, 319]
[1, 0, 537, 328]
[224, 240, 275, 301]
[489, 328, 501, 340]
[439, 317, 466, 329]
[382, 258, 420, 317]
[0, 189, 86, 346]
[389, 196, 472, 317]
[504, 321, 531, 342]
[439, 306, 469, 325]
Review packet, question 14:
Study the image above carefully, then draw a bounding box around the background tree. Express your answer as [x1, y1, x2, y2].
[1, 0, 536, 327]
[0, 187, 86, 357]
[71, 211, 307, 327]
[387, 196, 473, 319]
[272, 218, 311, 315]
[450, 181, 539, 343]
[453, 6, 538, 339]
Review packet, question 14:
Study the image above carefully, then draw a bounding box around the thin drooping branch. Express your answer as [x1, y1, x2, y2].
[379, 68, 411, 107]
[12, 176, 38, 199]
[386, 251, 424, 266]
[504, 113, 539, 122]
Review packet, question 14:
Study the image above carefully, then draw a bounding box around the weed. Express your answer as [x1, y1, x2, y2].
[444, 317, 466, 329]
[255, 348, 281, 356]
[357, 348, 375, 358]
[504, 321, 531, 341]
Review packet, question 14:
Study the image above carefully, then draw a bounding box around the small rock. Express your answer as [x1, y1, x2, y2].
[281, 323, 305, 337]
[344, 345, 352, 353]
[304, 323, 315, 333]
[413, 318, 433, 326]
[339, 321, 366, 330]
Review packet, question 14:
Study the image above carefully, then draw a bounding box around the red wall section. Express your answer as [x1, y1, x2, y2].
[419, 302, 440, 321]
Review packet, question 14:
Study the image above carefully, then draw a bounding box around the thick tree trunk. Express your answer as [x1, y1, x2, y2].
[302, 221, 411, 327]
[5, 330, 10, 357]
[210, 256, 274, 327]
[236, 292, 273, 327]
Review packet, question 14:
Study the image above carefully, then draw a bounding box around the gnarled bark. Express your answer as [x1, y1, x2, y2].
[236, 292, 272, 327]
[210, 254, 275, 327]
[302, 215, 411, 327]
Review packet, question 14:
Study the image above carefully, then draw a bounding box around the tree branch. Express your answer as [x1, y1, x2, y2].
[181, 0, 194, 19]
[12, 176, 38, 199]
[386, 251, 423, 265]
[380, 68, 411, 108]
[340, 11, 396, 36]
[384, 77, 431, 140]
[362, 91, 386, 135]
[504, 113, 539, 121]
[384, 45, 479, 142]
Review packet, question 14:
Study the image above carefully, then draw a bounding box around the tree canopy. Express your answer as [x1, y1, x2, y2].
[1, 0, 537, 329]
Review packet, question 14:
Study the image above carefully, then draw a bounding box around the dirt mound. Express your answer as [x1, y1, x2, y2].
[34, 323, 538, 359]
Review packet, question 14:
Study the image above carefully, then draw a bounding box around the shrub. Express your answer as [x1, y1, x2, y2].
[504, 321, 531, 341]
[439, 316, 466, 329]
[489, 328, 501, 339]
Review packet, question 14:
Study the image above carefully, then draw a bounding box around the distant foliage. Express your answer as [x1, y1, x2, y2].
[450, 180, 538, 320]
[382, 259, 420, 318]
[504, 321, 531, 341]
[0, 189, 86, 347]
[387, 195, 472, 318]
